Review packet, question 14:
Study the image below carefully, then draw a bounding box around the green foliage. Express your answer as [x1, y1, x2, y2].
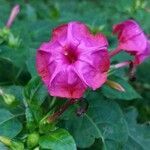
[24, 76, 48, 106]
[0, 142, 8, 150]
[102, 76, 141, 100]
[0, 0, 150, 149]
[63, 92, 128, 149]
[39, 129, 76, 150]
[27, 132, 39, 148]
[124, 107, 150, 150]
[0, 109, 22, 138]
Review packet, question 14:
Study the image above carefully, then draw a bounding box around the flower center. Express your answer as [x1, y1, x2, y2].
[63, 48, 78, 64]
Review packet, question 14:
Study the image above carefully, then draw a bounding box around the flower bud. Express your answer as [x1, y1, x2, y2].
[8, 33, 21, 48]
[6, 5, 20, 28]
[27, 132, 39, 148]
[0, 27, 10, 44]
[106, 80, 125, 92]
[2, 93, 16, 105]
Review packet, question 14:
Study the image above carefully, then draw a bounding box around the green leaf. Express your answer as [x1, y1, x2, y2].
[0, 142, 8, 150]
[63, 92, 128, 148]
[123, 108, 150, 150]
[39, 128, 76, 150]
[102, 76, 141, 100]
[24, 76, 47, 106]
[137, 61, 150, 83]
[0, 57, 17, 85]
[0, 57, 30, 86]
[2, 86, 23, 100]
[26, 54, 37, 77]
[25, 4, 37, 21]
[0, 109, 22, 138]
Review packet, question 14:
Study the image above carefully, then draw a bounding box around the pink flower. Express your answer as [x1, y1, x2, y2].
[6, 4, 20, 28]
[134, 40, 150, 64]
[36, 22, 110, 99]
[113, 19, 150, 64]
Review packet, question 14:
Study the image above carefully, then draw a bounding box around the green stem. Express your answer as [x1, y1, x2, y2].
[47, 99, 76, 123]
[49, 96, 57, 109]
[109, 47, 122, 58]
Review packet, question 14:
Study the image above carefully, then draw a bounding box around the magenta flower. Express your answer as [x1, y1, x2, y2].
[36, 22, 110, 99]
[134, 40, 150, 64]
[113, 19, 150, 64]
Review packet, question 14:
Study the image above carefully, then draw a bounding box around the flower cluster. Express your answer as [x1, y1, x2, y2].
[36, 20, 150, 99]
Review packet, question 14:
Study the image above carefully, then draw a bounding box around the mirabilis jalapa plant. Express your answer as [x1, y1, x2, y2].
[36, 19, 150, 122]
[0, 4, 150, 150]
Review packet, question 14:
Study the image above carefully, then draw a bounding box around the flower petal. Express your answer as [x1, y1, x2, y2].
[134, 41, 150, 64]
[118, 33, 147, 53]
[74, 50, 109, 90]
[49, 66, 87, 98]
[36, 51, 57, 85]
[113, 20, 142, 42]
[113, 19, 147, 53]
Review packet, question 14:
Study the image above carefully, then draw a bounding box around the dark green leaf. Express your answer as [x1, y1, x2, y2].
[24, 76, 47, 106]
[102, 76, 141, 100]
[0, 109, 22, 138]
[39, 128, 76, 150]
[63, 92, 128, 148]
[123, 108, 150, 150]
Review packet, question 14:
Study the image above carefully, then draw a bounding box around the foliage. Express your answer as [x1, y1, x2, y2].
[0, 0, 150, 149]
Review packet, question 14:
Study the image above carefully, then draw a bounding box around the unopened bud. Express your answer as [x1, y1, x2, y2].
[2, 93, 16, 105]
[106, 80, 125, 92]
[27, 132, 39, 148]
[6, 4, 20, 28]
[8, 33, 21, 48]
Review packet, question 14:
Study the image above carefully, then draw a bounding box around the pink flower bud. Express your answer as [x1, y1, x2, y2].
[113, 19, 150, 64]
[36, 22, 110, 98]
[106, 80, 125, 92]
[6, 4, 20, 28]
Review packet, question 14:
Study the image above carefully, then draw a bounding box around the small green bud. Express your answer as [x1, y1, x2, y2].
[0, 27, 10, 42]
[2, 93, 16, 105]
[8, 33, 21, 48]
[0, 136, 11, 146]
[0, 27, 10, 37]
[27, 132, 39, 148]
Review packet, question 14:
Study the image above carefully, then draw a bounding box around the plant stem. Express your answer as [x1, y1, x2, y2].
[109, 61, 131, 76]
[47, 99, 76, 123]
[113, 61, 131, 69]
[109, 47, 122, 58]
[49, 96, 57, 109]
[129, 62, 137, 81]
